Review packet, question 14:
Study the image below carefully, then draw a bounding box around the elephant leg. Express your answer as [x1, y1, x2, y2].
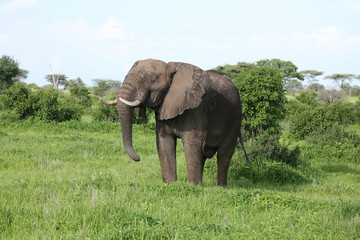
[182, 141, 206, 185]
[216, 154, 231, 186]
[156, 133, 177, 183]
[216, 139, 237, 186]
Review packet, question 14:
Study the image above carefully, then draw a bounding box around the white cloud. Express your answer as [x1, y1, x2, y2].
[91, 17, 130, 40]
[309, 26, 346, 47]
[52, 16, 131, 45]
[0, 33, 10, 43]
[252, 26, 360, 50]
[0, 0, 39, 12]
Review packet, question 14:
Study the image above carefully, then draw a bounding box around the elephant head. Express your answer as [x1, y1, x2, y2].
[118, 59, 210, 161]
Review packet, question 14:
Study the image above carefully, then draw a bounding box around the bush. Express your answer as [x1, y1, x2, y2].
[242, 132, 301, 167]
[0, 82, 32, 119]
[231, 159, 309, 185]
[92, 102, 119, 122]
[288, 101, 360, 139]
[0, 83, 82, 122]
[295, 91, 318, 106]
[305, 126, 360, 163]
[316, 90, 345, 104]
[70, 88, 91, 107]
[234, 67, 287, 137]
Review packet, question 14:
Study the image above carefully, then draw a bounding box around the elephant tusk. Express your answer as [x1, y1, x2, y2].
[100, 98, 118, 105]
[119, 97, 141, 107]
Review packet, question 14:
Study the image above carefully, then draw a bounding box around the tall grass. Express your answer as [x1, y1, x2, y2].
[1, 120, 359, 239]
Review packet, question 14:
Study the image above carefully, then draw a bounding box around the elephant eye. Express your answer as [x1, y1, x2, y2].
[150, 78, 156, 84]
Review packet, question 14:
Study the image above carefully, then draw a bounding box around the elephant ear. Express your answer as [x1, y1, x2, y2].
[159, 62, 209, 120]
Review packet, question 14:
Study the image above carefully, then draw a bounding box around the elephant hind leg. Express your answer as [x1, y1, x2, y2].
[216, 140, 237, 186]
[216, 155, 231, 186]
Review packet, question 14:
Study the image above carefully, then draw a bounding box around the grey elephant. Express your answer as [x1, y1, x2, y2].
[105, 59, 249, 186]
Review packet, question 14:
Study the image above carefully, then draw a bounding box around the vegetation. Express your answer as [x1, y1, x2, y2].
[325, 74, 356, 91]
[0, 55, 359, 238]
[0, 55, 28, 91]
[1, 120, 359, 239]
[45, 73, 67, 90]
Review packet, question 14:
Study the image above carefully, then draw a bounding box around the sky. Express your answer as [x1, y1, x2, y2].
[1, 0, 360, 88]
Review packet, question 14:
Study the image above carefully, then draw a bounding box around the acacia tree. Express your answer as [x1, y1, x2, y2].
[92, 79, 121, 97]
[325, 74, 355, 91]
[64, 77, 86, 89]
[44, 74, 67, 90]
[285, 79, 303, 94]
[300, 70, 323, 85]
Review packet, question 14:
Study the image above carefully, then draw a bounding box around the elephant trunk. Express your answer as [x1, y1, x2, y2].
[118, 73, 146, 161]
[118, 100, 140, 161]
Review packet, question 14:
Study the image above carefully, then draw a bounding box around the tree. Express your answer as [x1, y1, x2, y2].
[215, 59, 293, 138]
[0, 55, 21, 90]
[308, 83, 325, 92]
[233, 67, 286, 138]
[256, 59, 304, 82]
[45, 74, 67, 90]
[0, 82, 81, 121]
[70, 87, 91, 107]
[316, 90, 345, 104]
[215, 62, 256, 79]
[300, 70, 323, 85]
[64, 77, 86, 89]
[325, 74, 355, 91]
[92, 79, 121, 97]
[285, 79, 303, 94]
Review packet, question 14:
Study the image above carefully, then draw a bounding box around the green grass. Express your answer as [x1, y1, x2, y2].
[1, 120, 359, 239]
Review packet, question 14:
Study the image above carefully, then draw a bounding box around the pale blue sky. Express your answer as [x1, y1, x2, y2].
[1, 0, 360, 87]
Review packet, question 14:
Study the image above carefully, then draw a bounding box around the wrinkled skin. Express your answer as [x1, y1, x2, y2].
[115, 59, 248, 186]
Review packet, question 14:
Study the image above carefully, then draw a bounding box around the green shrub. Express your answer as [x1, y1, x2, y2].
[31, 89, 61, 121]
[0, 82, 32, 119]
[70, 88, 91, 107]
[295, 91, 318, 105]
[0, 83, 82, 122]
[287, 100, 360, 139]
[232, 159, 309, 184]
[242, 132, 301, 167]
[234, 67, 287, 137]
[92, 102, 119, 122]
[56, 94, 83, 121]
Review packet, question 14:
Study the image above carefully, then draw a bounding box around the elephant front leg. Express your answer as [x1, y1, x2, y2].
[182, 142, 206, 185]
[156, 133, 177, 183]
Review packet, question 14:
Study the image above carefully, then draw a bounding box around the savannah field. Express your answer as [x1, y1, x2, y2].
[0, 119, 359, 239]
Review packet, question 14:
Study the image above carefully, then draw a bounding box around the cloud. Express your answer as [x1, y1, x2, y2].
[91, 17, 130, 41]
[52, 16, 131, 44]
[0, 33, 10, 43]
[309, 26, 347, 47]
[252, 26, 360, 50]
[0, 0, 39, 12]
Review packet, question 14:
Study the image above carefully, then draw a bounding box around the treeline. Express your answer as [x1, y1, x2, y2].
[215, 59, 360, 164]
[1, 55, 359, 164]
[0, 55, 122, 122]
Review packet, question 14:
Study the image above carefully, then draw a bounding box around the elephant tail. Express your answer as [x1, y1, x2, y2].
[100, 98, 118, 105]
[239, 131, 251, 164]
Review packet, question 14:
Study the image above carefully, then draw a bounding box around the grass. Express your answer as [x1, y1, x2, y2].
[0, 120, 359, 239]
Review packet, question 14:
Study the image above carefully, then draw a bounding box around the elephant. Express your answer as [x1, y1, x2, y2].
[105, 59, 249, 186]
